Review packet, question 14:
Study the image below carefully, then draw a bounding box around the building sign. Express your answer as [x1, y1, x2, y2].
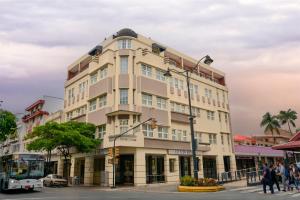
[168, 149, 201, 156]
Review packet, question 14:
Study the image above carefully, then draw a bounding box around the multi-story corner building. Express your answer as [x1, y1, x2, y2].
[64, 28, 236, 186]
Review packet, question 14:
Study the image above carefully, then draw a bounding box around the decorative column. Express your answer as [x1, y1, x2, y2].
[84, 156, 94, 186]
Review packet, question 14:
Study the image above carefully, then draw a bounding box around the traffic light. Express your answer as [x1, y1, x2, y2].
[150, 118, 157, 129]
[114, 147, 120, 157]
[108, 148, 113, 157]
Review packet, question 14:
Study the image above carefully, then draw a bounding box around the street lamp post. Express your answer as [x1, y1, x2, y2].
[164, 55, 213, 180]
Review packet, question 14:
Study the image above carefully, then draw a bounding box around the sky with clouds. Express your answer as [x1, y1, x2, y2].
[1, 0, 300, 135]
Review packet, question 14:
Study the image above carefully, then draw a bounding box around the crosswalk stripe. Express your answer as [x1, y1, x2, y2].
[229, 186, 257, 191]
[240, 188, 262, 193]
[291, 193, 300, 197]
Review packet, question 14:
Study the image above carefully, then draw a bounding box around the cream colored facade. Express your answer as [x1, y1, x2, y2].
[63, 28, 236, 186]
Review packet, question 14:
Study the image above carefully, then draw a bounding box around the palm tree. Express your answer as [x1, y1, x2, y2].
[260, 112, 281, 137]
[277, 109, 297, 135]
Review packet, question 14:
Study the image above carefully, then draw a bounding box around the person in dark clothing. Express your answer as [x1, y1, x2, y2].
[262, 163, 274, 194]
[270, 164, 280, 191]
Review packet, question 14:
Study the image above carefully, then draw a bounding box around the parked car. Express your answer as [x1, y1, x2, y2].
[43, 174, 68, 187]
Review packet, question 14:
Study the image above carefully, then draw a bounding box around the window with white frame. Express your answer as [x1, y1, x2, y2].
[99, 95, 107, 108]
[156, 69, 166, 81]
[183, 131, 187, 141]
[119, 119, 129, 134]
[118, 39, 131, 49]
[142, 124, 153, 137]
[142, 93, 152, 106]
[195, 132, 202, 143]
[120, 56, 128, 74]
[209, 134, 217, 144]
[98, 125, 106, 139]
[169, 77, 174, 87]
[141, 64, 152, 77]
[158, 127, 168, 139]
[177, 130, 182, 141]
[90, 73, 98, 84]
[157, 97, 167, 110]
[170, 102, 175, 111]
[179, 80, 184, 90]
[172, 129, 177, 140]
[174, 78, 179, 89]
[89, 99, 97, 111]
[194, 84, 199, 94]
[99, 67, 108, 79]
[207, 111, 214, 120]
[120, 89, 128, 104]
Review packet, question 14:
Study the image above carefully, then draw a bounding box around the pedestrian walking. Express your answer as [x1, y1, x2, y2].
[291, 164, 300, 192]
[262, 163, 274, 194]
[270, 164, 280, 191]
[279, 162, 288, 192]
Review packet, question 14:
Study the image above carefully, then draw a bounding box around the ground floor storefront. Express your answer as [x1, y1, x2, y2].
[51, 147, 236, 186]
[234, 145, 284, 171]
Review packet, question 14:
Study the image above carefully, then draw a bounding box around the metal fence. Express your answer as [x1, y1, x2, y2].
[217, 167, 256, 184]
[246, 170, 263, 186]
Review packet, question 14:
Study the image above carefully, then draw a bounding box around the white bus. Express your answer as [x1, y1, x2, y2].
[0, 153, 44, 192]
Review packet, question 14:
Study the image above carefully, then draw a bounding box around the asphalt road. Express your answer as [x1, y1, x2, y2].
[0, 186, 298, 200]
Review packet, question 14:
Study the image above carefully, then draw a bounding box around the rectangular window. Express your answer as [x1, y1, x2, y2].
[225, 114, 228, 124]
[177, 130, 182, 141]
[169, 159, 175, 173]
[172, 129, 177, 140]
[169, 77, 174, 87]
[170, 102, 175, 111]
[98, 125, 106, 139]
[195, 132, 202, 143]
[120, 56, 128, 74]
[179, 80, 184, 90]
[89, 99, 97, 111]
[118, 39, 131, 49]
[209, 134, 217, 144]
[142, 124, 153, 137]
[141, 64, 152, 77]
[119, 119, 129, 134]
[156, 69, 166, 81]
[90, 73, 98, 84]
[194, 85, 199, 94]
[157, 97, 167, 110]
[227, 135, 230, 145]
[99, 95, 107, 108]
[221, 135, 224, 145]
[174, 78, 179, 89]
[183, 131, 187, 141]
[158, 127, 168, 139]
[99, 67, 107, 79]
[142, 93, 152, 106]
[207, 111, 214, 120]
[120, 89, 128, 104]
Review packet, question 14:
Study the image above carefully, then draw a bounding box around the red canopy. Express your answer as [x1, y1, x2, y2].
[272, 131, 300, 151]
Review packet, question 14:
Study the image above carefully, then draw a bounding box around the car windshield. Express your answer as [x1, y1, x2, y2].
[52, 175, 63, 179]
[8, 160, 44, 180]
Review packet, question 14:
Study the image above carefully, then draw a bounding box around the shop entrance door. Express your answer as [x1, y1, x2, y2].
[203, 157, 217, 179]
[179, 156, 191, 177]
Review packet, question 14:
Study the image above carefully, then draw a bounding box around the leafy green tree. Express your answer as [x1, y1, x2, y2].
[26, 122, 61, 175]
[0, 109, 17, 141]
[277, 109, 297, 135]
[26, 121, 99, 179]
[260, 112, 281, 137]
[53, 121, 99, 180]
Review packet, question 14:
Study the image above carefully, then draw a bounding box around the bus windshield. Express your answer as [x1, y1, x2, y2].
[8, 159, 44, 180]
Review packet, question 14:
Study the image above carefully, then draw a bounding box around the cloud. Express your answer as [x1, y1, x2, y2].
[1, 0, 300, 134]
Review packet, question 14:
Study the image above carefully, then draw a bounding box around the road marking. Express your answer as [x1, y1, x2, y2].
[228, 186, 257, 191]
[291, 193, 300, 197]
[240, 188, 262, 193]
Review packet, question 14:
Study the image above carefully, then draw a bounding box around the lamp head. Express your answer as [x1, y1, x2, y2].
[163, 68, 172, 77]
[203, 55, 213, 65]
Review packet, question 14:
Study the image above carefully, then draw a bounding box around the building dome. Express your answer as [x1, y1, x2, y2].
[113, 28, 138, 38]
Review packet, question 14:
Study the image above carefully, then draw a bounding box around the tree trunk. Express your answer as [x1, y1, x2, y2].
[287, 122, 293, 135]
